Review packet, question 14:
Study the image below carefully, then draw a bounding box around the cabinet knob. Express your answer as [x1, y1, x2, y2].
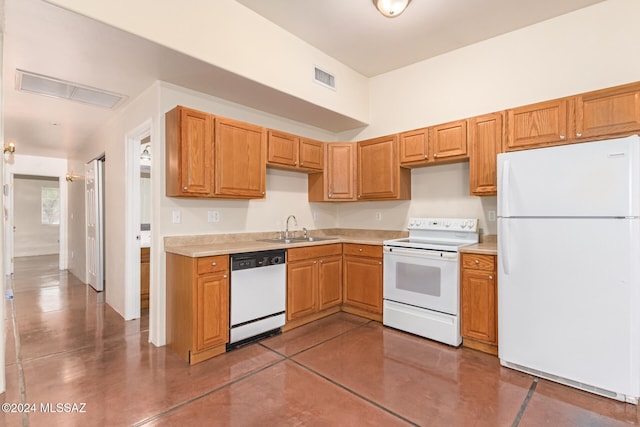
[314, 261, 317, 264]
[559, 135, 566, 140]
[183, 186, 188, 190]
[223, 274, 228, 279]
[319, 260, 323, 263]
[474, 259, 479, 264]
[433, 153, 438, 158]
[378, 261, 382, 265]
[328, 193, 333, 198]
[576, 133, 583, 138]
[262, 191, 265, 195]
[359, 248, 363, 252]
[424, 154, 428, 159]
[211, 262, 217, 266]
[300, 162, 304, 166]
[293, 161, 297, 165]
[488, 275, 494, 280]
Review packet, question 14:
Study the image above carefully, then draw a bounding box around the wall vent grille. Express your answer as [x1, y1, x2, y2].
[314, 66, 336, 90]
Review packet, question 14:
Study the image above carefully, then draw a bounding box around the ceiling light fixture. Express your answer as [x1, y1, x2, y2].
[372, 0, 412, 18]
[15, 70, 127, 109]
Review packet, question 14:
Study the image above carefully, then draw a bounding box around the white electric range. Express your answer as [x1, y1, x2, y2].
[383, 217, 479, 346]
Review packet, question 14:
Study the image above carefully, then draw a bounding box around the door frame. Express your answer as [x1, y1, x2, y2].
[124, 119, 152, 320]
[4, 157, 68, 274]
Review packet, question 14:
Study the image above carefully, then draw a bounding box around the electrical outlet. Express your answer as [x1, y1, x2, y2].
[375, 212, 382, 221]
[488, 210, 496, 221]
[208, 211, 220, 223]
[172, 210, 181, 224]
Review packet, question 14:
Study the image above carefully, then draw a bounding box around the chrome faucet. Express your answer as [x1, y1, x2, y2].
[285, 215, 298, 239]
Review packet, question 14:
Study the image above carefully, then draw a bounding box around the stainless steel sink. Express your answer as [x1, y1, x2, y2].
[258, 236, 338, 244]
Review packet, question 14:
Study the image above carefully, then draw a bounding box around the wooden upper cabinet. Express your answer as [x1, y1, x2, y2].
[469, 112, 504, 196]
[308, 142, 356, 201]
[429, 119, 468, 161]
[357, 135, 410, 200]
[574, 82, 640, 141]
[399, 128, 428, 164]
[506, 99, 569, 151]
[267, 130, 324, 172]
[299, 138, 324, 171]
[400, 120, 468, 167]
[214, 117, 266, 198]
[166, 106, 214, 197]
[267, 130, 298, 168]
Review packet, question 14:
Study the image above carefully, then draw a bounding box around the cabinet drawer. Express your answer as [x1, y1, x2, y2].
[287, 244, 342, 262]
[342, 243, 382, 258]
[461, 254, 495, 271]
[197, 255, 229, 275]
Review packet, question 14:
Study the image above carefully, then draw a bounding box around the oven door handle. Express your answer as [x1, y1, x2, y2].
[384, 247, 458, 260]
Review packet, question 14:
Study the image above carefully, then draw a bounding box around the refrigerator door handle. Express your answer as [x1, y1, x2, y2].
[499, 220, 510, 275]
[500, 159, 511, 217]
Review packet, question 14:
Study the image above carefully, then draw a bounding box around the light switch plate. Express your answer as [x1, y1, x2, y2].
[172, 210, 181, 224]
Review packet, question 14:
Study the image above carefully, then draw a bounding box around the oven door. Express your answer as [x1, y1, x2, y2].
[383, 246, 459, 315]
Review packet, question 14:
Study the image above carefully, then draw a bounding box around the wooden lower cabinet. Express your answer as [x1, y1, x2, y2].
[166, 253, 229, 364]
[140, 247, 150, 309]
[342, 244, 383, 321]
[460, 253, 498, 355]
[285, 244, 343, 329]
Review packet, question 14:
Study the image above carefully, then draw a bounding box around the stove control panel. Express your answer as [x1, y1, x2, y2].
[407, 217, 478, 232]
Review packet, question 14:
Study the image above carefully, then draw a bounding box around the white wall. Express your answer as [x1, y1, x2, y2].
[337, 0, 640, 235]
[44, 0, 369, 127]
[67, 83, 161, 320]
[13, 177, 60, 257]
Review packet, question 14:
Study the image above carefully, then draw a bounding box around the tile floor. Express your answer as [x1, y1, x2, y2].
[2, 255, 639, 426]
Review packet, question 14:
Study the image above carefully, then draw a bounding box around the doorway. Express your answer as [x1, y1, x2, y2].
[13, 175, 61, 267]
[124, 120, 152, 320]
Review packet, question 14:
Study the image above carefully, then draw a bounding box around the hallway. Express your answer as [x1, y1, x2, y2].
[1, 255, 639, 426]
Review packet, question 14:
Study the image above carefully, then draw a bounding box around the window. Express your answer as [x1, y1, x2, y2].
[41, 187, 60, 225]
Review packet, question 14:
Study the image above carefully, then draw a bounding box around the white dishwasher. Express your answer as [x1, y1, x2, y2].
[229, 249, 286, 348]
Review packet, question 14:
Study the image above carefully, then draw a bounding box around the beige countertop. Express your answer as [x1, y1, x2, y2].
[459, 235, 497, 256]
[164, 228, 408, 258]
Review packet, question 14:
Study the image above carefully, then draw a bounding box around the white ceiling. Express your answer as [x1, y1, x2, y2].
[3, 0, 606, 159]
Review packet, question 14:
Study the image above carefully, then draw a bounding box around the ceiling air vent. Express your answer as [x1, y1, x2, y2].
[314, 66, 336, 90]
[15, 69, 127, 109]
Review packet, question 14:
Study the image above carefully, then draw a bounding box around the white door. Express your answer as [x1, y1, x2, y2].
[498, 217, 640, 397]
[85, 159, 104, 292]
[497, 135, 640, 218]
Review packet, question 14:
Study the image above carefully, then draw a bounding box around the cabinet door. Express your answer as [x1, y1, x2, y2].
[399, 128, 428, 165]
[343, 256, 383, 314]
[287, 260, 317, 320]
[140, 248, 150, 309]
[358, 135, 398, 199]
[299, 138, 324, 171]
[214, 117, 266, 198]
[166, 106, 214, 197]
[429, 119, 468, 161]
[195, 272, 229, 351]
[318, 255, 343, 310]
[326, 143, 356, 200]
[506, 99, 568, 150]
[575, 82, 640, 140]
[461, 269, 497, 345]
[469, 112, 503, 196]
[267, 130, 298, 168]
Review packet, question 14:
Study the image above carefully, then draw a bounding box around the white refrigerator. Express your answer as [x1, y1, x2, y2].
[497, 135, 640, 404]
